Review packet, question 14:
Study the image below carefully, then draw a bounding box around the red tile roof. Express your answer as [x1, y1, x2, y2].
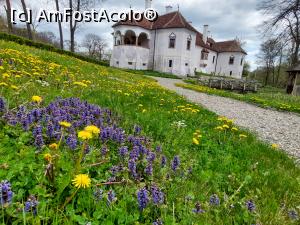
[113, 11, 246, 54]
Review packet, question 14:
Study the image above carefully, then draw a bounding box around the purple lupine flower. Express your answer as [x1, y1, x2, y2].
[32, 125, 43, 137]
[245, 200, 256, 212]
[130, 146, 140, 160]
[151, 185, 164, 205]
[153, 219, 163, 225]
[288, 210, 298, 220]
[146, 151, 156, 162]
[21, 116, 30, 131]
[94, 188, 103, 202]
[134, 125, 142, 135]
[0, 98, 6, 113]
[25, 195, 38, 216]
[144, 163, 153, 176]
[192, 202, 205, 214]
[0, 180, 13, 205]
[209, 194, 220, 206]
[155, 146, 162, 153]
[171, 155, 180, 171]
[128, 159, 138, 178]
[161, 155, 167, 167]
[119, 146, 128, 158]
[137, 188, 149, 211]
[34, 135, 44, 149]
[107, 190, 116, 205]
[101, 146, 108, 156]
[66, 135, 77, 150]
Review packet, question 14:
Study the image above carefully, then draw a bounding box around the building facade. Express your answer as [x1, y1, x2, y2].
[110, 0, 247, 78]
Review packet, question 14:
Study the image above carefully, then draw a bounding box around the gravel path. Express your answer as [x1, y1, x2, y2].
[155, 77, 300, 160]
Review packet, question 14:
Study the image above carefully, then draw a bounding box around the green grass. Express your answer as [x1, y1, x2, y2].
[177, 81, 300, 114]
[0, 40, 299, 224]
[122, 69, 181, 79]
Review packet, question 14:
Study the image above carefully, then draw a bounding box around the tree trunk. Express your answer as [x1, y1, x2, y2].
[20, 0, 33, 40]
[276, 49, 283, 86]
[4, 0, 13, 33]
[55, 0, 64, 49]
[292, 42, 300, 66]
[69, 0, 74, 52]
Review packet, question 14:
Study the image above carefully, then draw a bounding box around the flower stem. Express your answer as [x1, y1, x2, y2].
[61, 188, 79, 210]
[75, 142, 86, 174]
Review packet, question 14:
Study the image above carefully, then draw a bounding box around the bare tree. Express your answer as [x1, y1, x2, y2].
[257, 39, 282, 86]
[258, 0, 300, 66]
[82, 33, 107, 60]
[55, 0, 64, 49]
[20, 0, 33, 40]
[2, 0, 13, 33]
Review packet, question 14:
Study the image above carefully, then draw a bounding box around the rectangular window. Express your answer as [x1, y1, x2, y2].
[185, 63, 189, 66]
[143, 63, 147, 66]
[240, 58, 243, 65]
[187, 40, 191, 50]
[169, 60, 173, 68]
[229, 56, 235, 65]
[116, 61, 119, 65]
[128, 62, 133, 65]
[169, 39, 175, 48]
[213, 56, 215, 63]
[201, 52, 208, 60]
[230, 71, 233, 76]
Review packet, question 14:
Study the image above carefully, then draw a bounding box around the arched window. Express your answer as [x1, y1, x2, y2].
[229, 56, 235, 65]
[169, 33, 176, 48]
[187, 35, 192, 50]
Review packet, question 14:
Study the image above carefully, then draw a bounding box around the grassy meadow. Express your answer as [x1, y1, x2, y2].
[177, 81, 300, 114]
[0, 40, 299, 224]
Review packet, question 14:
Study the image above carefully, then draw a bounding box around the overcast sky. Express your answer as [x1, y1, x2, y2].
[3, 0, 264, 70]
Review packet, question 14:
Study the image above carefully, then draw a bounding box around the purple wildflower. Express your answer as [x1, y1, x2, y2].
[146, 151, 156, 162]
[66, 135, 77, 150]
[161, 155, 167, 167]
[0, 98, 6, 113]
[151, 185, 164, 205]
[128, 159, 138, 178]
[94, 188, 103, 202]
[107, 190, 116, 205]
[119, 146, 128, 158]
[209, 194, 220, 206]
[134, 125, 142, 135]
[101, 146, 108, 156]
[171, 155, 180, 171]
[155, 145, 162, 153]
[153, 219, 163, 225]
[192, 202, 205, 214]
[0, 180, 13, 205]
[137, 188, 149, 211]
[34, 135, 44, 149]
[25, 195, 39, 216]
[245, 200, 256, 212]
[144, 163, 153, 176]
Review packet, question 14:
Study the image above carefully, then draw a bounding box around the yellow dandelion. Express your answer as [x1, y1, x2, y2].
[59, 121, 71, 128]
[0, 82, 8, 87]
[78, 130, 93, 140]
[239, 134, 248, 138]
[10, 85, 18, 90]
[271, 144, 279, 149]
[142, 109, 147, 113]
[2, 73, 10, 79]
[215, 126, 224, 131]
[72, 174, 91, 189]
[44, 153, 52, 162]
[49, 143, 58, 150]
[222, 124, 230, 129]
[193, 137, 200, 145]
[84, 125, 100, 135]
[32, 95, 42, 104]
[231, 127, 238, 132]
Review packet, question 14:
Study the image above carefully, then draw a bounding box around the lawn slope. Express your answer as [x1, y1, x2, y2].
[0, 40, 299, 224]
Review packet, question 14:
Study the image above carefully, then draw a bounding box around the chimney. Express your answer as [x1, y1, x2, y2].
[145, 0, 152, 9]
[166, 5, 173, 13]
[202, 25, 208, 44]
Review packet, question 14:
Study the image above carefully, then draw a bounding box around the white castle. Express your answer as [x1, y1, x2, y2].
[110, 0, 247, 78]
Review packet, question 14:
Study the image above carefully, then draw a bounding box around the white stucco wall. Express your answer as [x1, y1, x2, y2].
[215, 52, 245, 78]
[110, 45, 150, 70]
[152, 28, 198, 76]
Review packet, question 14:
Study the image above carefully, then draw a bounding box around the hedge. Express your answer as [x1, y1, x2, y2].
[0, 32, 109, 67]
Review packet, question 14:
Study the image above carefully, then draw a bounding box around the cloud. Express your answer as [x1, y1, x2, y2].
[4, 0, 262, 69]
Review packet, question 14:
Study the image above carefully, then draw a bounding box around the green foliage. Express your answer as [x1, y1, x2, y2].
[122, 69, 181, 79]
[0, 40, 299, 224]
